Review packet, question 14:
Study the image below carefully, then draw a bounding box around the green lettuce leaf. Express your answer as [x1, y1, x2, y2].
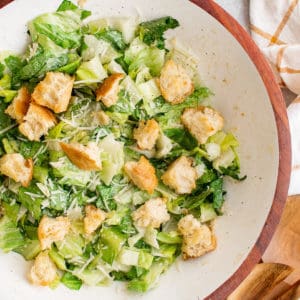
[14, 239, 41, 260]
[210, 178, 224, 213]
[18, 184, 44, 220]
[19, 50, 69, 80]
[76, 56, 107, 84]
[29, 1, 88, 51]
[128, 47, 165, 78]
[0, 74, 17, 102]
[61, 272, 82, 290]
[127, 260, 169, 292]
[99, 135, 124, 185]
[100, 227, 126, 264]
[0, 102, 14, 138]
[0, 216, 24, 252]
[164, 128, 197, 150]
[57, 0, 91, 20]
[0, 63, 5, 78]
[138, 17, 179, 49]
[95, 29, 127, 51]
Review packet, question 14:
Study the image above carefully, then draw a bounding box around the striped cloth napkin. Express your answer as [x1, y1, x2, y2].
[250, 0, 300, 196]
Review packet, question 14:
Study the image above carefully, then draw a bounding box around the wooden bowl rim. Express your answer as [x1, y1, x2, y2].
[189, 0, 291, 299]
[0, 0, 292, 299]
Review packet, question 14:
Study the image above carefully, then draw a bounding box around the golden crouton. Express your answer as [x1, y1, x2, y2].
[19, 103, 57, 141]
[132, 198, 170, 228]
[124, 156, 158, 194]
[5, 86, 30, 123]
[96, 73, 125, 107]
[84, 204, 106, 235]
[133, 119, 160, 150]
[92, 110, 111, 126]
[0, 153, 33, 187]
[181, 106, 224, 145]
[38, 216, 71, 250]
[29, 251, 57, 286]
[178, 214, 216, 260]
[161, 156, 197, 194]
[159, 60, 194, 104]
[60, 142, 102, 171]
[32, 72, 74, 113]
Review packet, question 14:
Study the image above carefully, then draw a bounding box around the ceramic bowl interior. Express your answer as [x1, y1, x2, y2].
[0, 0, 281, 299]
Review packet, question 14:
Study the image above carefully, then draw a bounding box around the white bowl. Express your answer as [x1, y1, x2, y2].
[0, 0, 291, 299]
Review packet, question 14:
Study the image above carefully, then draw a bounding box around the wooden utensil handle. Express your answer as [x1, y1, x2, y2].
[0, 0, 12, 9]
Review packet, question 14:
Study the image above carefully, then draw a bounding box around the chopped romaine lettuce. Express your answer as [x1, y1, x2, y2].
[14, 239, 41, 260]
[61, 272, 82, 290]
[56, 233, 85, 259]
[18, 184, 44, 220]
[138, 17, 179, 49]
[28, 6, 84, 50]
[157, 231, 182, 244]
[81, 35, 121, 63]
[137, 79, 161, 109]
[89, 17, 138, 44]
[57, 0, 91, 20]
[99, 135, 124, 185]
[100, 227, 127, 264]
[95, 29, 127, 52]
[0, 74, 17, 102]
[72, 268, 108, 286]
[49, 247, 67, 270]
[128, 47, 165, 78]
[76, 56, 107, 84]
[120, 76, 142, 105]
[127, 260, 169, 292]
[124, 38, 147, 65]
[200, 202, 218, 222]
[1, 202, 20, 224]
[0, 62, 5, 78]
[164, 128, 198, 151]
[106, 60, 125, 74]
[0, 216, 24, 252]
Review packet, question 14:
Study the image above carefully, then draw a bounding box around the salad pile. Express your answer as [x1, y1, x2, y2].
[0, 0, 245, 292]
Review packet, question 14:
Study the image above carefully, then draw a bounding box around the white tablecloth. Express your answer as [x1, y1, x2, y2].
[216, 0, 295, 106]
[216, 0, 250, 31]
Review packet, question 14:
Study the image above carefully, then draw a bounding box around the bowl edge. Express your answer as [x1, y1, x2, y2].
[189, 0, 291, 299]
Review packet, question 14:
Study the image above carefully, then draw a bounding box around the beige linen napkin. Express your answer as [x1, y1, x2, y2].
[250, 0, 300, 196]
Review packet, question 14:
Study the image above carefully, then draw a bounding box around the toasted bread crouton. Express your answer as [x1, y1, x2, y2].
[92, 110, 111, 126]
[32, 72, 74, 113]
[84, 204, 106, 235]
[178, 214, 216, 260]
[124, 156, 158, 194]
[38, 216, 71, 250]
[159, 60, 194, 104]
[133, 119, 160, 150]
[132, 198, 170, 228]
[161, 156, 197, 194]
[29, 251, 57, 286]
[181, 106, 224, 145]
[96, 73, 125, 107]
[0, 153, 33, 187]
[19, 103, 57, 141]
[60, 142, 102, 171]
[5, 86, 30, 123]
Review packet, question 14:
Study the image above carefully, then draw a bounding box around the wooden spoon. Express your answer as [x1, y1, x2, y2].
[229, 195, 300, 299]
